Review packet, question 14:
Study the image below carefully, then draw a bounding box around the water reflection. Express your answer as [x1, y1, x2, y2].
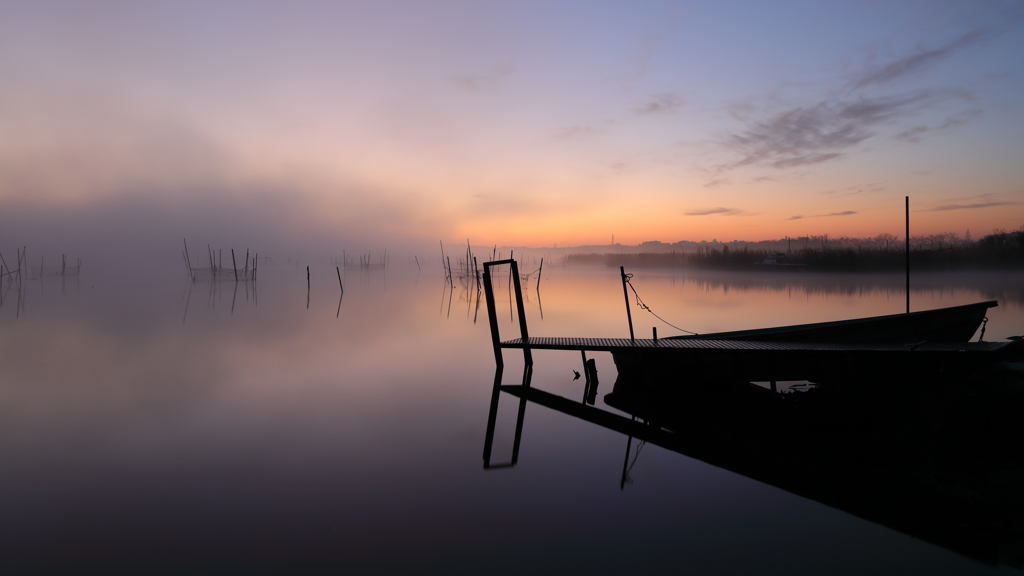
[3, 260, 1023, 573]
[483, 360, 1024, 568]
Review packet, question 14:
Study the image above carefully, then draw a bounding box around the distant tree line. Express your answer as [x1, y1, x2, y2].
[566, 228, 1024, 271]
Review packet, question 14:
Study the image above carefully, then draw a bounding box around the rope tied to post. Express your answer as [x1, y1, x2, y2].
[622, 273, 699, 335]
[978, 317, 988, 342]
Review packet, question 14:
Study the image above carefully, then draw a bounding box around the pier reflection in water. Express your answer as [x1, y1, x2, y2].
[2, 259, 1023, 573]
[483, 360, 1024, 568]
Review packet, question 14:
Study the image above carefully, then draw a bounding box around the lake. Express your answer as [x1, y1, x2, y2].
[2, 256, 1021, 574]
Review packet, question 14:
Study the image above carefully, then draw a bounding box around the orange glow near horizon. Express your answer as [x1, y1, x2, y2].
[1, 2, 1022, 249]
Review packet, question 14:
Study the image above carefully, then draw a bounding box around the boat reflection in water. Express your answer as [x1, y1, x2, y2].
[481, 259, 1024, 570]
[483, 355, 1024, 569]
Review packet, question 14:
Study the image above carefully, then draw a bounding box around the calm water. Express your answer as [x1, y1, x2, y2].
[2, 258, 1022, 574]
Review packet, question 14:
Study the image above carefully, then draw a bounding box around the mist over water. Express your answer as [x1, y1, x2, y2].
[1, 255, 1022, 573]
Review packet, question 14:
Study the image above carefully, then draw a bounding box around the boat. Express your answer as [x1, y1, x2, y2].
[666, 300, 998, 344]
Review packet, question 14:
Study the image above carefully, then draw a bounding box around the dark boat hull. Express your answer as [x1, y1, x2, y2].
[667, 300, 997, 344]
[609, 339, 1023, 395]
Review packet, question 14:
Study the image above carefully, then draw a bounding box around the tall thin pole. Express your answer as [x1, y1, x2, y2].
[905, 196, 910, 314]
[620, 266, 635, 341]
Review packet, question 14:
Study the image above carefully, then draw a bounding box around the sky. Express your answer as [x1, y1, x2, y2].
[1, 0, 1023, 251]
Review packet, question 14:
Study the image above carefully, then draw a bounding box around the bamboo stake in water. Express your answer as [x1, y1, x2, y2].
[336, 266, 343, 294]
[439, 241, 447, 277]
[536, 258, 543, 291]
[231, 249, 238, 281]
[183, 239, 194, 280]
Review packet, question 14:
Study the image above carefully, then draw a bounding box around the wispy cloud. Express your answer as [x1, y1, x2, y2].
[722, 93, 933, 170]
[787, 210, 856, 220]
[685, 207, 743, 216]
[556, 125, 595, 139]
[635, 93, 684, 115]
[926, 201, 1018, 211]
[449, 62, 515, 93]
[851, 29, 993, 89]
[821, 182, 887, 196]
[894, 125, 929, 143]
[715, 20, 1009, 173]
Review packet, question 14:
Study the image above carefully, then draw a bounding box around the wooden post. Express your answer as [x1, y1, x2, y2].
[620, 266, 635, 341]
[536, 258, 543, 290]
[231, 249, 238, 281]
[336, 266, 343, 294]
[510, 259, 532, 369]
[906, 196, 910, 314]
[482, 262, 504, 368]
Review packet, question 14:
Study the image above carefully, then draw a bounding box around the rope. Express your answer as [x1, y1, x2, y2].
[623, 274, 699, 335]
[978, 317, 988, 342]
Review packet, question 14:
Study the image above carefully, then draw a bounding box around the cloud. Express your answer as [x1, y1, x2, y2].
[821, 182, 887, 196]
[635, 93, 684, 115]
[722, 94, 932, 170]
[716, 20, 1006, 173]
[852, 29, 993, 88]
[449, 62, 515, 93]
[926, 202, 1018, 211]
[702, 178, 730, 188]
[894, 125, 929, 143]
[685, 207, 743, 216]
[787, 210, 856, 220]
[556, 125, 595, 139]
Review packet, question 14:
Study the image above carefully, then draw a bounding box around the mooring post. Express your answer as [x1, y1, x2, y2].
[620, 266, 635, 341]
[905, 195, 910, 314]
[231, 249, 238, 281]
